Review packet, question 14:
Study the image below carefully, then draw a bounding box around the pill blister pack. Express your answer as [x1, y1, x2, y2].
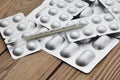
[27, 0, 60, 20]
[37, 0, 89, 29]
[65, 18, 97, 42]
[40, 34, 119, 73]
[4, 23, 48, 59]
[66, 13, 120, 42]
[99, 0, 120, 23]
[0, 13, 34, 39]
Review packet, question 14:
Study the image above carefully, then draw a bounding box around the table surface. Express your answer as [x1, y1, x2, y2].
[0, 0, 120, 80]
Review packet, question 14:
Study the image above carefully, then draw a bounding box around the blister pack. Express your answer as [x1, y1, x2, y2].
[37, 0, 89, 29]
[27, 0, 60, 20]
[66, 13, 120, 42]
[40, 34, 119, 73]
[4, 24, 48, 59]
[0, 13, 35, 39]
[99, 0, 120, 23]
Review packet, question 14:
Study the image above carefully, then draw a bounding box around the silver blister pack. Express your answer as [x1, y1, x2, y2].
[37, 0, 89, 29]
[66, 13, 120, 42]
[27, 0, 60, 20]
[40, 34, 119, 73]
[0, 13, 31, 39]
[99, 0, 120, 22]
[4, 23, 48, 59]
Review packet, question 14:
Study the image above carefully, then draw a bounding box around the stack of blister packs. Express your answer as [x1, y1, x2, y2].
[0, 0, 120, 73]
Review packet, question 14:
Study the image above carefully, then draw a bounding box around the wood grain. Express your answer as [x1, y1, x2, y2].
[0, 0, 120, 80]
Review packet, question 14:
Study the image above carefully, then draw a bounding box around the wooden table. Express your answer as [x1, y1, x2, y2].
[0, 0, 119, 80]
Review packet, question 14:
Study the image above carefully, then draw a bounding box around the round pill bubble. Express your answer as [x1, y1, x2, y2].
[76, 50, 95, 66]
[27, 41, 37, 51]
[57, 2, 66, 8]
[60, 43, 79, 58]
[13, 47, 23, 56]
[28, 21, 37, 29]
[79, 19, 89, 26]
[92, 35, 111, 50]
[17, 23, 26, 31]
[22, 32, 31, 38]
[104, 13, 114, 21]
[75, 2, 85, 8]
[49, 8, 58, 15]
[96, 25, 107, 33]
[13, 15, 22, 22]
[40, 15, 50, 23]
[83, 28, 93, 36]
[105, 0, 114, 6]
[70, 31, 80, 39]
[0, 20, 9, 27]
[4, 28, 13, 36]
[68, 7, 77, 14]
[80, 7, 94, 18]
[92, 16, 102, 24]
[51, 21, 61, 29]
[109, 23, 119, 31]
[112, 7, 120, 14]
[65, 0, 73, 3]
[59, 14, 69, 21]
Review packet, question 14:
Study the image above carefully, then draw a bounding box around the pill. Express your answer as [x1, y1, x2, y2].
[80, 7, 94, 18]
[68, 7, 77, 14]
[0, 20, 9, 27]
[83, 28, 93, 36]
[22, 32, 32, 38]
[92, 35, 111, 50]
[104, 13, 114, 21]
[40, 15, 50, 23]
[51, 21, 61, 29]
[92, 16, 102, 24]
[59, 14, 69, 21]
[79, 19, 89, 26]
[13, 47, 23, 56]
[13, 15, 22, 22]
[57, 2, 66, 8]
[28, 21, 37, 29]
[96, 25, 107, 33]
[70, 31, 80, 39]
[49, 0, 57, 6]
[105, 0, 114, 6]
[17, 23, 26, 31]
[65, 0, 73, 3]
[60, 43, 79, 58]
[76, 50, 95, 66]
[27, 41, 37, 50]
[112, 7, 120, 14]
[45, 35, 64, 50]
[49, 8, 58, 15]
[75, 2, 85, 8]
[4, 28, 13, 36]
[109, 23, 119, 31]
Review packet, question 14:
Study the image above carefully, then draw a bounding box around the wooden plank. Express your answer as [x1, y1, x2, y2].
[0, 36, 6, 54]
[0, 50, 61, 80]
[49, 43, 120, 80]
